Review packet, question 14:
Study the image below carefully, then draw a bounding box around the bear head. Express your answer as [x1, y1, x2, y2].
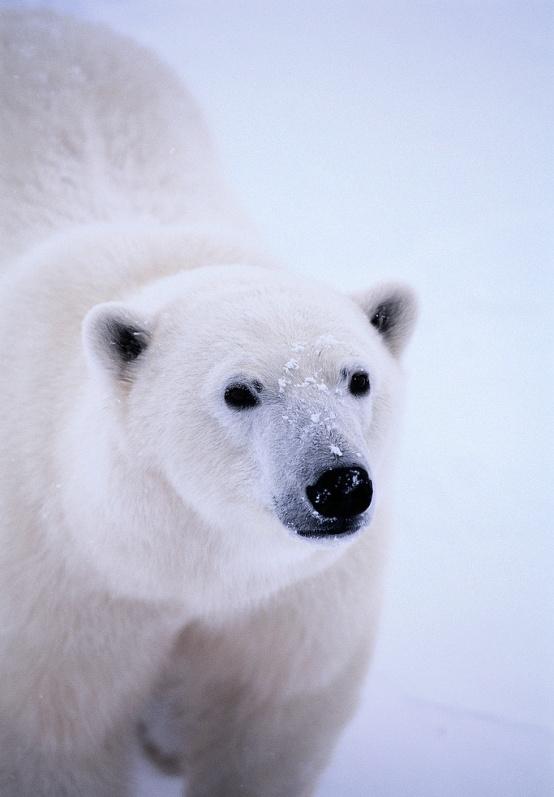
[79, 262, 417, 604]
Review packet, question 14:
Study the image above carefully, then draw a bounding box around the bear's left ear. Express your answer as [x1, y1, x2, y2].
[351, 282, 418, 357]
[82, 301, 152, 383]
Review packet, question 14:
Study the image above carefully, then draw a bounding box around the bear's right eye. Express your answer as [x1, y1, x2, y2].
[224, 382, 261, 410]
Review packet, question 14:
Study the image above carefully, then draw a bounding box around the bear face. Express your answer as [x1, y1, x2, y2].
[82, 265, 416, 576]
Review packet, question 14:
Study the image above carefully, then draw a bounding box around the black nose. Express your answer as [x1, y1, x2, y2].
[306, 467, 373, 520]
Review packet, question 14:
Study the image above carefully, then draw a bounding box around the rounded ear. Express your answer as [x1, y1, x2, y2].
[351, 281, 418, 357]
[82, 302, 152, 383]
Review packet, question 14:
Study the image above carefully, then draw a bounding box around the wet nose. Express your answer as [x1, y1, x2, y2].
[306, 466, 373, 519]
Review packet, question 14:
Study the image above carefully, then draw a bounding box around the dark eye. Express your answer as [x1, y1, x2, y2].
[349, 371, 370, 397]
[224, 382, 261, 410]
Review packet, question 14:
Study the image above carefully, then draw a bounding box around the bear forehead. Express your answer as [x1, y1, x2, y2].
[215, 334, 362, 377]
[157, 276, 368, 340]
[161, 298, 375, 363]
[133, 266, 386, 367]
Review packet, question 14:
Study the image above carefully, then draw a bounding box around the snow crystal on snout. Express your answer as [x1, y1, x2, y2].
[284, 359, 299, 370]
[291, 342, 306, 352]
[329, 445, 343, 457]
[310, 413, 321, 423]
[295, 376, 318, 389]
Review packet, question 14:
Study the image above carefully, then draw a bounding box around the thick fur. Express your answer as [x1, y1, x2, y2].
[0, 10, 416, 797]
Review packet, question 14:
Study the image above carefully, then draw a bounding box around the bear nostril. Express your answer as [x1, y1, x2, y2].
[306, 467, 372, 520]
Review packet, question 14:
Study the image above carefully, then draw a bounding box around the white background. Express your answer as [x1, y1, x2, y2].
[12, 1, 554, 794]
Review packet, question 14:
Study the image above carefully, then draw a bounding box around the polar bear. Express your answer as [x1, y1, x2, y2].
[0, 9, 417, 797]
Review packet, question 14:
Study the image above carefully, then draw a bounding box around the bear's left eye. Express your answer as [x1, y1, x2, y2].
[224, 382, 261, 410]
[349, 371, 370, 397]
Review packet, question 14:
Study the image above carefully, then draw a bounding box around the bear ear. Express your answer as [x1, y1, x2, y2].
[351, 281, 418, 357]
[82, 302, 152, 383]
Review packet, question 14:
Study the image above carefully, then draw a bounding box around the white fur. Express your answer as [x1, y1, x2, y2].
[0, 10, 416, 797]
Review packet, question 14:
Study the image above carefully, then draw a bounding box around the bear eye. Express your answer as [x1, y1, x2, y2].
[349, 371, 370, 397]
[224, 382, 261, 410]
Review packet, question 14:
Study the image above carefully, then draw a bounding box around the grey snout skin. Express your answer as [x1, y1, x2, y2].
[274, 458, 374, 541]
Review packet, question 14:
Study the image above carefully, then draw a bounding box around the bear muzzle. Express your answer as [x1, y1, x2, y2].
[306, 466, 373, 521]
[273, 461, 374, 541]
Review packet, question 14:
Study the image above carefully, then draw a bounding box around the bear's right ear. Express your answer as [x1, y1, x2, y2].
[351, 281, 418, 357]
[82, 302, 152, 383]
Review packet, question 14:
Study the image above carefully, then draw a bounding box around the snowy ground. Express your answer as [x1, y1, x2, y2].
[11, 1, 554, 794]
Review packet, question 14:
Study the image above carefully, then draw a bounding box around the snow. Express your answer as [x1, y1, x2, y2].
[329, 444, 343, 457]
[12, 0, 553, 794]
